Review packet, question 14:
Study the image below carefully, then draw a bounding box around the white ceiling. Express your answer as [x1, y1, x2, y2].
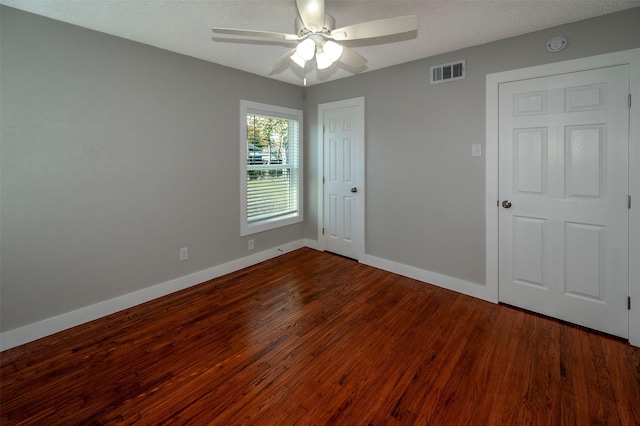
[2, 0, 639, 86]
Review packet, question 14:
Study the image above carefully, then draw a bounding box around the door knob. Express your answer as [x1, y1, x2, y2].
[351, 187, 358, 193]
[502, 200, 512, 209]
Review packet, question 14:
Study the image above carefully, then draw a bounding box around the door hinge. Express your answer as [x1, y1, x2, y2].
[628, 296, 631, 310]
[629, 94, 632, 108]
[323, 176, 325, 184]
[629, 195, 632, 209]
[322, 227, 325, 235]
[323, 125, 326, 134]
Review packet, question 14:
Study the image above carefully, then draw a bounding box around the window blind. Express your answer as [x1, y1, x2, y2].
[246, 115, 299, 223]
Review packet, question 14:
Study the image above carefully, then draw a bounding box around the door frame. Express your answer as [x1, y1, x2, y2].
[317, 97, 365, 259]
[486, 48, 640, 346]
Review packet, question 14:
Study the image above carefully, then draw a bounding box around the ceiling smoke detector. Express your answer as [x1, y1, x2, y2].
[546, 36, 567, 53]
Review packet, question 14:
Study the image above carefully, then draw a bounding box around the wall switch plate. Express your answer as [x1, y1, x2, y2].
[472, 144, 482, 157]
[180, 247, 188, 261]
[248, 239, 254, 250]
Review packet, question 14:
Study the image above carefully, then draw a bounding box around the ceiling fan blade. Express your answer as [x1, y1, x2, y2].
[339, 46, 368, 69]
[296, 0, 325, 32]
[268, 48, 298, 75]
[212, 27, 299, 41]
[332, 15, 418, 41]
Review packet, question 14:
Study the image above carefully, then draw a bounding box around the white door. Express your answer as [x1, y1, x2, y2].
[498, 65, 630, 338]
[321, 102, 363, 260]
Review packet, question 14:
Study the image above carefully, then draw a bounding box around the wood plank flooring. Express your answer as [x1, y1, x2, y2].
[2, 248, 639, 425]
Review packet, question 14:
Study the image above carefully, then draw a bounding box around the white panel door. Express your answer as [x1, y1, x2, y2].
[498, 65, 629, 338]
[323, 105, 361, 259]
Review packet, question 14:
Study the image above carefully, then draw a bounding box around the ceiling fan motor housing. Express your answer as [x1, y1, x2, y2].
[296, 14, 336, 37]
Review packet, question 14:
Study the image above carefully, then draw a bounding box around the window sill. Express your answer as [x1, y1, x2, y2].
[241, 213, 302, 236]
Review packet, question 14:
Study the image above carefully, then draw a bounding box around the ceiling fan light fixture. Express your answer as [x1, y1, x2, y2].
[212, 0, 419, 77]
[322, 40, 343, 62]
[315, 49, 332, 69]
[290, 52, 307, 68]
[296, 38, 316, 61]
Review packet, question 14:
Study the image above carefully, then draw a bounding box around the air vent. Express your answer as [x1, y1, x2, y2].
[430, 60, 465, 84]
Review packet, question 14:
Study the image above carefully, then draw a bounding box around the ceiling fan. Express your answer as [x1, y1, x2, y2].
[211, 0, 418, 75]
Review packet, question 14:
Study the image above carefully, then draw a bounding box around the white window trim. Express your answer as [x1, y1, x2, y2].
[240, 100, 303, 236]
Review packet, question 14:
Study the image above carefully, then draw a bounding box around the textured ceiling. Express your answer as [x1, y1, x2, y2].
[2, 0, 639, 86]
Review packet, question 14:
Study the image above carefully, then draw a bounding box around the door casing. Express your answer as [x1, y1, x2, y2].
[486, 48, 640, 346]
[317, 97, 365, 260]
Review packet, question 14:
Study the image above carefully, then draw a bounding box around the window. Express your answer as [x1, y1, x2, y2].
[240, 100, 303, 236]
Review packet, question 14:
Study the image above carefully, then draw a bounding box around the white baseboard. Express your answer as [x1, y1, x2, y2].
[303, 238, 322, 252]
[1, 241, 496, 351]
[0, 240, 307, 351]
[359, 254, 497, 303]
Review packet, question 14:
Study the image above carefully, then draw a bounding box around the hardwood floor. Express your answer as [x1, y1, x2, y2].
[1, 248, 639, 425]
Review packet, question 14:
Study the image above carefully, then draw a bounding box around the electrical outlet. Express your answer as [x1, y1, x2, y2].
[248, 239, 254, 250]
[180, 247, 188, 261]
[472, 144, 482, 157]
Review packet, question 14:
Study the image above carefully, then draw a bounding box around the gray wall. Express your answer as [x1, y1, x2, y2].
[0, 7, 304, 331]
[303, 8, 640, 285]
